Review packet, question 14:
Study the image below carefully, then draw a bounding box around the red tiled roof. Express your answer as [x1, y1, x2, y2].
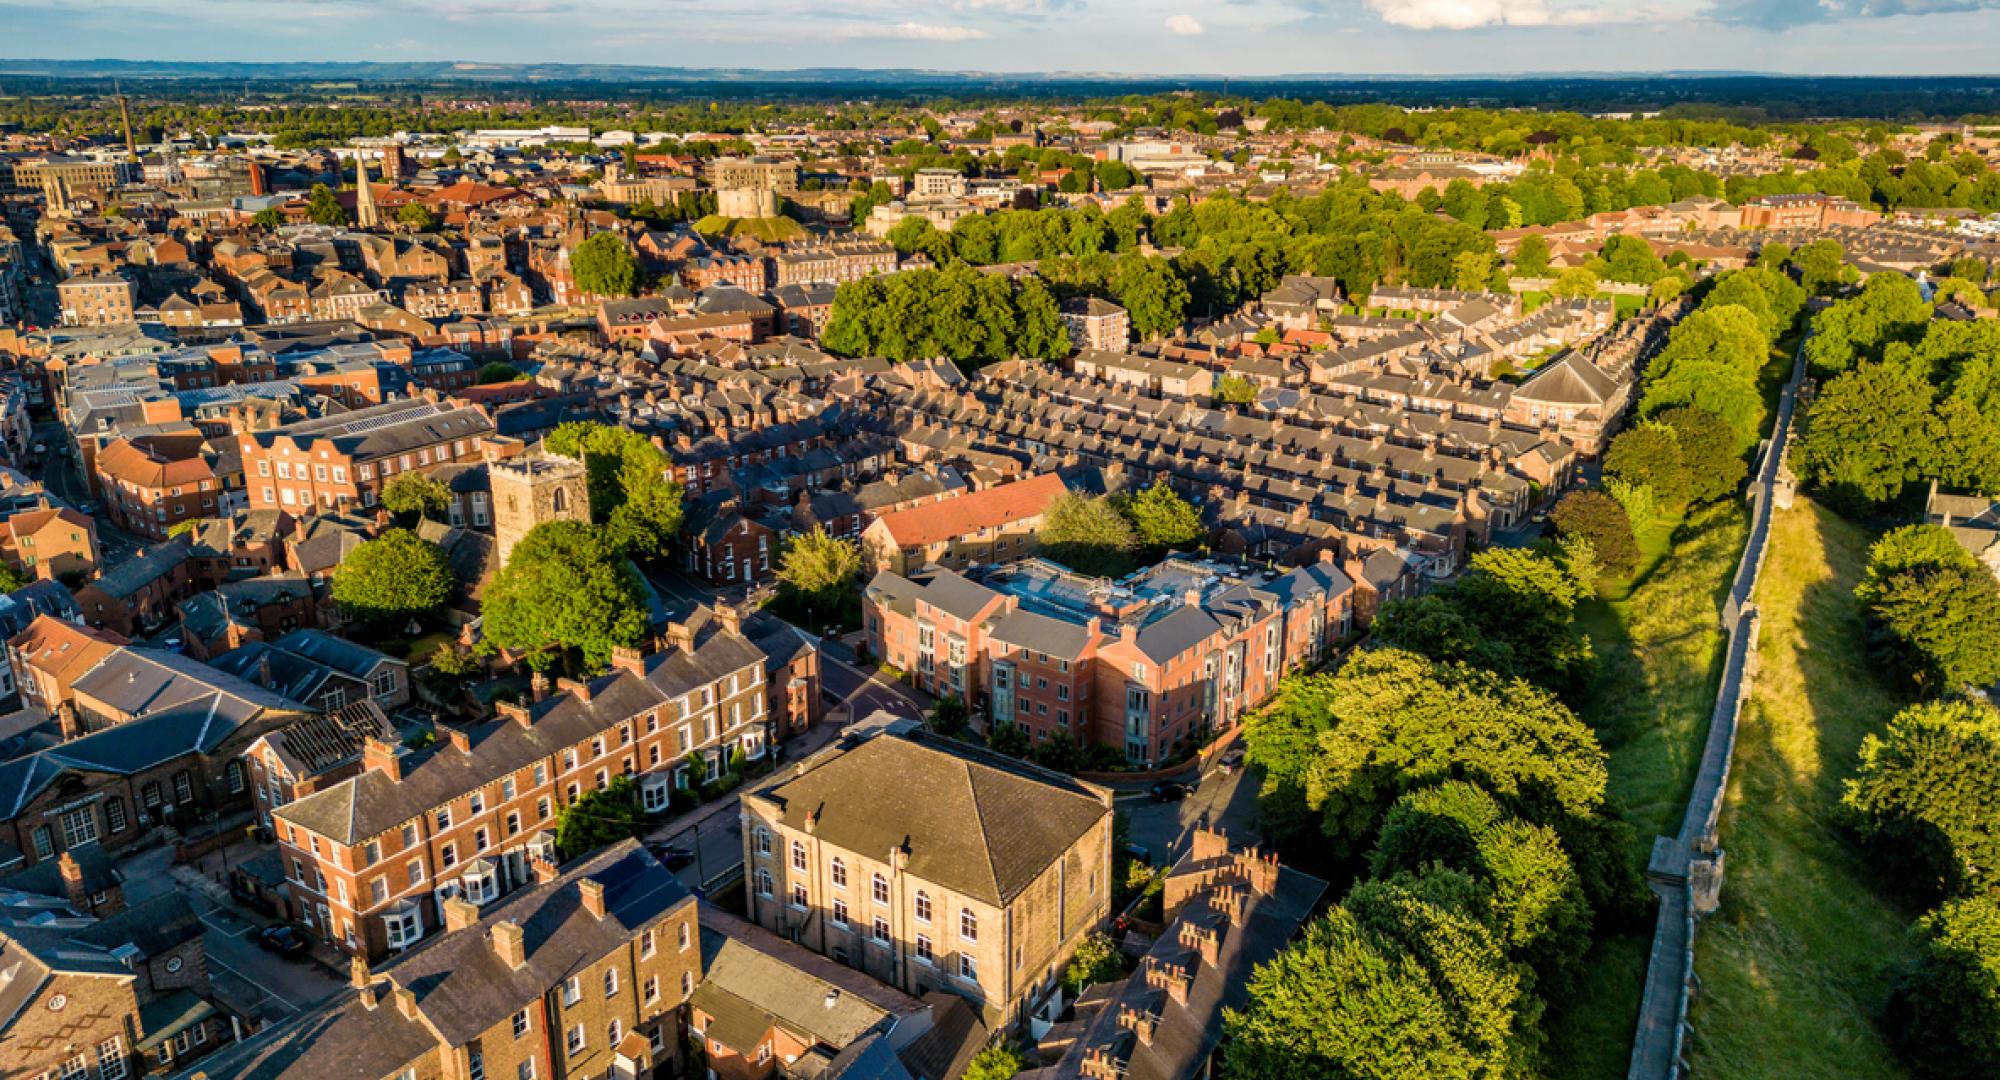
[872, 473, 1067, 549]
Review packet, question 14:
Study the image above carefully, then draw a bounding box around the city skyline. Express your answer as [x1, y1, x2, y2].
[5, 0, 1999, 77]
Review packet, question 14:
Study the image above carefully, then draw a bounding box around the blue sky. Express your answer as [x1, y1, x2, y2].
[4, 0, 1997, 75]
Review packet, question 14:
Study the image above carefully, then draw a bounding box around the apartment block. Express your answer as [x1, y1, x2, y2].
[239, 396, 496, 516]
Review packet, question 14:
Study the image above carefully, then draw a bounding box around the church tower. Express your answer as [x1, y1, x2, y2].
[355, 153, 380, 229]
[490, 454, 590, 567]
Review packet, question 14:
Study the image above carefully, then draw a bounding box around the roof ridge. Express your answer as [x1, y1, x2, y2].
[966, 758, 1003, 904]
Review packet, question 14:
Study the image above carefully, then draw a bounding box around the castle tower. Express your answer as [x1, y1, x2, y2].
[490, 454, 590, 567]
[355, 153, 379, 230]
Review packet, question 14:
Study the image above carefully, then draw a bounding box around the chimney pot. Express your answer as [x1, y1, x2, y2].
[578, 878, 606, 918]
[491, 920, 527, 968]
[349, 953, 371, 990]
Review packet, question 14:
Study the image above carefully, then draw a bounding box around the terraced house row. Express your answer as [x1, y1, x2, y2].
[272, 604, 769, 959]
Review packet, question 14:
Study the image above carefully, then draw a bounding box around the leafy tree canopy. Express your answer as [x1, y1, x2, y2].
[331, 528, 454, 624]
[1844, 699, 2000, 900]
[482, 520, 649, 672]
[543, 423, 684, 559]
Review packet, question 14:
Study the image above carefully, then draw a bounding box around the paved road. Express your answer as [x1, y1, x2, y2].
[32, 419, 149, 565]
[192, 892, 346, 1022]
[1121, 761, 1261, 867]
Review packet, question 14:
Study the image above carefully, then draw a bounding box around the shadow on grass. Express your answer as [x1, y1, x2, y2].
[1687, 500, 1919, 1079]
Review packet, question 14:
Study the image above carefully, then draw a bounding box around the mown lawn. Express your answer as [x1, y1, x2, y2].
[1545, 498, 1745, 1076]
[1688, 501, 1916, 1078]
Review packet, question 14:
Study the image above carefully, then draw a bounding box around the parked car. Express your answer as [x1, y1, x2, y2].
[648, 843, 696, 871]
[1217, 748, 1246, 775]
[253, 925, 309, 957]
[1122, 841, 1153, 867]
[1149, 781, 1191, 803]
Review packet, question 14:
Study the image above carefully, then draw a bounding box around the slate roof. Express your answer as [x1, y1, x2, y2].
[692, 905, 922, 1056]
[754, 726, 1109, 906]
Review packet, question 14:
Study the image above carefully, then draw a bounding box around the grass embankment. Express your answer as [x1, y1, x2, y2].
[1687, 501, 1916, 1078]
[1544, 498, 1745, 1077]
[693, 214, 808, 243]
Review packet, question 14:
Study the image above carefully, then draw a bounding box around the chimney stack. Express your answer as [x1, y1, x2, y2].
[1117, 1004, 1156, 1047]
[610, 645, 647, 675]
[349, 953, 372, 990]
[1146, 957, 1191, 1006]
[57, 851, 89, 912]
[491, 920, 527, 969]
[530, 671, 550, 703]
[531, 855, 561, 884]
[442, 897, 481, 933]
[578, 878, 606, 919]
[361, 737, 402, 782]
[447, 727, 472, 754]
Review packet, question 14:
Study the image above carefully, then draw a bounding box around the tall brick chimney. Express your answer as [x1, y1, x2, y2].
[361, 737, 402, 781]
[578, 878, 606, 919]
[442, 897, 481, 933]
[492, 920, 527, 969]
[58, 851, 89, 912]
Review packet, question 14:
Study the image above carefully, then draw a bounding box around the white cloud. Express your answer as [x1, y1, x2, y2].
[1164, 12, 1205, 33]
[1363, 0, 1657, 28]
[891, 20, 988, 39]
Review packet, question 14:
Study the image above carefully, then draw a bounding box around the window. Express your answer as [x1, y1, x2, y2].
[959, 953, 978, 981]
[641, 928, 656, 958]
[603, 969, 618, 998]
[872, 874, 889, 904]
[915, 890, 932, 923]
[830, 857, 847, 888]
[60, 806, 97, 848]
[916, 933, 934, 964]
[681, 970, 694, 998]
[679, 922, 691, 951]
[226, 760, 246, 793]
[370, 878, 388, 904]
[755, 869, 773, 897]
[513, 1010, 531, 1038]
[754, 828, 772, 856]
[407, 860, 424, 887]
[440, 843, 457, 869]
[791, 883, 808, 909]
[607, 1019, 623, 1047]
[562, 976, 581, 1006]
[105, 798, 126, 833]
[436, 807, 452, 830]
[468, 792, 485, 815]
[566, 1023, 585, 1056]
[645, 975, 660, 1004]
[468, 1049, 485, 1080]
[832, 898, 849, 927]
[142, 781, 161, 808]
[96, 1037, 126, 1080]
[58, 1054, 88, 1080]
[30, 825, 51, 860]
[872, 916, 891, 944]
[517, 1061, 535, 1080]
[960, 908, 978, 942]
[401, 823, 419, 849]
[791, 841, 806, 872]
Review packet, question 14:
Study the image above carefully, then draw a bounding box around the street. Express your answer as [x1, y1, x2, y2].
[1121, 759, 1263, 868]
[32, 419, 148, 566]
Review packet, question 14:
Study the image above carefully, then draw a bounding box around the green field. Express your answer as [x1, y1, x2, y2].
[1687, 501, 1917, 1078]
[1546, 498, 1746, 1076]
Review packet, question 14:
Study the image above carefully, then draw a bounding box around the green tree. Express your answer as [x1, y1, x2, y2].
[1549, 266, 1599, 299]
[331, 528, 454, 624]
[1805, 272, 1933, 377]
[1120, 483, 1205, 553]
[1513, 234, 1552, 277]
[988, 721, 1031, 758]
[251, 206, 284, 229]
[0, 564, 27, 593]
[962, 1045, 1026, 1080]
[554, 775, 647, 858]
[776, 527, 862, 618]
[1374, 547, 1594, 701]
[1550, 490, 1638, 578]
[1224, 876, 1531, 1079]
[570, 232, 640, 298]
[381, 472, 451, 524]
[1039, 492, 1141, 578]
[1110, 255, 1191, 339]
[543, 423, 684, 558]
[1215, 374, 1259, 405]
[1853, 525, 2000, 692]
[1885, 894, 2000, 1080]
[929, 694, 969, 738]
[482, 521, 649, 672]
[1791, 238, 1848, 295]
[305, 182, 346, 226]
[1655, 407, 1748, 504]
[1603, 423, 1693, 519]
[1061, 932, 1126, 994]
[1796, 361, 1935, 508]
[1244, 649, 1607, 855]
[1844, 699, 2000, 899]
[396, 202, 438, 231]
[476, 361, 522, 383]
[1012, 276, 1069, 361]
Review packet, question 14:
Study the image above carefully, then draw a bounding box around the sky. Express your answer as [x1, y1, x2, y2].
[4, 0, 1998, 76]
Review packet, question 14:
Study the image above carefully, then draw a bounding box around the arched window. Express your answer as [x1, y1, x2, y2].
[552, 488, 567, 514]
[755, 869, 773, 897]
[871, 873, 889, 904]
[830, 857, 847, 889]
[914, 890, 932, 923]
[960, 908, 978, 942]
[791, 841, 806, 872]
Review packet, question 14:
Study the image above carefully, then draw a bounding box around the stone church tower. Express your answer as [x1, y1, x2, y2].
[491, 454, 590, 567]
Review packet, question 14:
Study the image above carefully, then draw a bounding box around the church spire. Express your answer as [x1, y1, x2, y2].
[355, 153, 379, 229]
